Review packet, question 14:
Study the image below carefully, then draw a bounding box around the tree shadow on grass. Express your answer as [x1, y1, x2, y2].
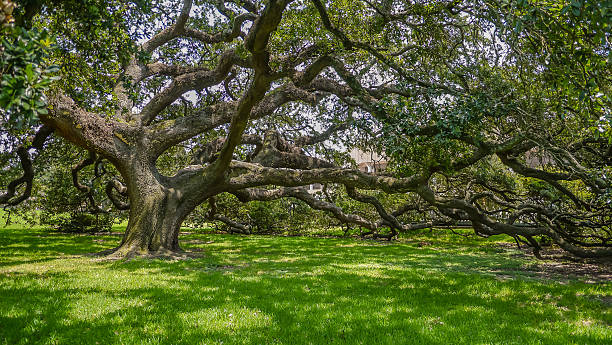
[0, 231, 610, 344]
[0, 228, 122, 269]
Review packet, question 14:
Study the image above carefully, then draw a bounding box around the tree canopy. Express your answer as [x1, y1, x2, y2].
[1, 0, 611, 258]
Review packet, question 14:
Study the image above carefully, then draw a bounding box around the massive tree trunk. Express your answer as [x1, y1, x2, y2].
[113, 156, 197, 258]
[114, 181, 183, 257]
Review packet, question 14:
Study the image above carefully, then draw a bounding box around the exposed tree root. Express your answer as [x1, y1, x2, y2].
[88, 246, 203, 261]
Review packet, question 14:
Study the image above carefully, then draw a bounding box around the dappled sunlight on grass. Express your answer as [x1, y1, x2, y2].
[0, 227, 610, 344]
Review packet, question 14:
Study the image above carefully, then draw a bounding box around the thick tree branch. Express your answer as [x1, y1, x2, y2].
[146, 82, 319, 157]
[0, 126, 53, 206]
[195, 134, 262, 164]
[226, 161, 426, 193]
[105, 178, 130, 210]
[141, 0, 194, 53]
[42, 93, 133, 163]
[209, 0, 294, 180]
[139, 49, 240, 125]
[207, 196, 251, 234]
[183, 13, 256, 44]
[233, 187, 378, 230]
[251, 130, 335, 169]
[293, 120, 351, 147]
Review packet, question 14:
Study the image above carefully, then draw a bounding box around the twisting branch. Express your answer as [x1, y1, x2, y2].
[105, 178, 130, 210]
[311, 0, 465, 95]
[0, 126, 53, 206]
[195, 134, 262, 164]
[310, 0, 354, 50]
[71, 151, 97, 194]
[183, 13, 256, 43]
[71, 151, 106, 213]
[115, 0, 255, 122]
[141, 0, 194, 53]
[146, 81, 324, 158]
[496, 151, 587, 208]
[345, 186, 400, 239]
[251, 130, 335, 169]
[293, 120, 352, 147]
[139, 49, 240, 125]
[231, 186, 453, 239]
[209, 0, 295, 179]
[206, 196, 251, 234]
[112, 0, 195, 119]
[233, 187, 379, 230]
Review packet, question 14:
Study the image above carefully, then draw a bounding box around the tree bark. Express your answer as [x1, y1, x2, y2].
[109, 156, 188, 258]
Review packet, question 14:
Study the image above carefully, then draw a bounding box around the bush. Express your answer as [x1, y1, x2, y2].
[41, 211, 114, 233]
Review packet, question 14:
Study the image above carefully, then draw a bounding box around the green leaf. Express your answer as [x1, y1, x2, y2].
[24, 64, 34, 82]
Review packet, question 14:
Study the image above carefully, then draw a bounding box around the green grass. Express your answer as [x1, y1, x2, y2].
[0, 225, 610, 345]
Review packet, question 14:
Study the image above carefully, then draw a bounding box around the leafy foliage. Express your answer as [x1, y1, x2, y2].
[0, 25, 57, 133]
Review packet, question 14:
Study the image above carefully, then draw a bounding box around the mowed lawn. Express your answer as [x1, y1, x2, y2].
[0, 226, 610, 345]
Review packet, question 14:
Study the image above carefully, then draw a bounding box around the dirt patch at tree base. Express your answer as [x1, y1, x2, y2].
[498, 243, 612, 283]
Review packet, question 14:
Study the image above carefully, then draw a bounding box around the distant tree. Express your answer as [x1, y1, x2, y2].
[1, 0, 610, 258]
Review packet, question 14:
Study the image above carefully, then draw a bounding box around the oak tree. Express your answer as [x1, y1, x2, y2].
[1, 0, 611, 258]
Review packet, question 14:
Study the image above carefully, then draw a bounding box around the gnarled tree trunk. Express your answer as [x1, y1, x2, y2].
[114, 184, 182, 257]
[109, 151, 192, 258]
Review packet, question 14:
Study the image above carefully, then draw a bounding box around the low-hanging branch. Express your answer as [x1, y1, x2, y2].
[0, 126, 53, 206]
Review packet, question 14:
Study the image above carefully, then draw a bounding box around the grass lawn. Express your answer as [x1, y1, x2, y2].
[0, 226, 610, 345]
